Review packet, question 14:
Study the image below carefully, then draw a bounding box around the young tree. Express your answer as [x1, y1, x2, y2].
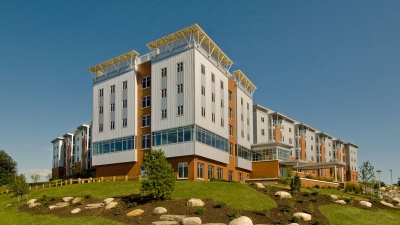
[46, 173, 52, 181]
[291, 173, 302, 191]
[30, 174, 40, 184]
[359, 161, 375, 185]
[9, 173, 29, 202]
[140, 149, 175, 200]
[279, 167, 293, 186]
[0, 149, 17, 186]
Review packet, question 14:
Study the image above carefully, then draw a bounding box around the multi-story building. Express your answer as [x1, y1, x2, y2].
[88, 24, 255, 182]
[51, 122, 92, 179]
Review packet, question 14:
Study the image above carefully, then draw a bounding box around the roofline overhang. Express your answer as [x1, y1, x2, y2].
[293, 161, 346, 170]
[51, 137, 64, 143]
[252, 141, 293, 149]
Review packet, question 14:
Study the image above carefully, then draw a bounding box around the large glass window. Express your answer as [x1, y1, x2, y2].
[217, 168, 223, 180]
[93, 136, 134, 155]
[142, 76, 150, 88]
[142, 135, 151, 149]
[142, 115, 151, 127]
[197, 163, 204, 179]
[237, 145, 251, 160]
[142, 96, 150, 108]
[228, 170, 233, 181]
[178, 162, 188, 179]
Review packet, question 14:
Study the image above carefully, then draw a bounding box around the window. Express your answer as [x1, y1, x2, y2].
[229, 143, 233, 155]
[221, 99, 224, 108]
[217, 168, 223, 180]
[99, 106, 103, 114]
[161, 68, 167, 77]
[289, 138, 292, 144]
[241, 130, 244, 138]
[311, 136, 314, 140]
[177, 62, 183, 72]
[201, 64, 205, 75]
[201, 107, 206, 117]
[110, 103, 115, 112]
[122, 81, 127, 89]
[239, 173, 243, 182]
[142, 76, 150, 88]
[261, 117, 264, 122]
[142, 115, 150, 127]
[161, 109, 167, 119]
[110, 85, 115, 94]
[228, 90, 232, 101]
[201, 86, 205, 96]
[177, 84, 183, 94]
[221, 118, 224, 127]
[228, 108, 232, 119]
[122, 100, 127, 108]
[211, 73, 215, 82]
[289, 128, 292, 132]
[311, 145, 313, 150]
[178, 162, 188, 179]
[311, 156, 314, 161]
[161, 89, 167, 98]
[220, 80, 224, 89]
[142, 135, 151, 149]
[241, 114, 244, 121]
[99, 89, 103, 97]
[228, 171, 233, 181]
[197, 163, 204, 179]
[142, 96, 150, 108]
[261, 129, 265, 136]
[122, 118, 127, 127]
[229, 125, 233, 136]
[110, 121, 115, 130]
[208, 165, 214, 180]
[247, 103, 249, 110]
[212, 113, 215, 122]
[212, 93, 215, 102]
[177, 105, 183, 116]
[241, 98, 243, 105]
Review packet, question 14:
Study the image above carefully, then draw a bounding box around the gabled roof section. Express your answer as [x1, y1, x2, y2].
[233, 70, 257, 93]
[88, 50, 139, 76]
[146, 24, 233, 67]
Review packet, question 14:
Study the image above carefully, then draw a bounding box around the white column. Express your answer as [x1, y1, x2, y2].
[334, 165, 337, 182]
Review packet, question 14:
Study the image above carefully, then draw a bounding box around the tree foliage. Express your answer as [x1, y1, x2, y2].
[140, 149, 175, 200]
[30, 174, 40, 184]
[8, 173, 29, 202]
[279, 167, 293, 186]
[359, 161, 375, 185]
[291, 173, 302, 191]
[0, 149, 18, 186]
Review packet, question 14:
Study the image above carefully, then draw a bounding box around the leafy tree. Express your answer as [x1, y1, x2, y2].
[46, 173, 52, 181]
[30, 174, 40, 184]
[359, 161, 375, 185]
[279, 167, 293, 186]
[0, 149, 17, 186]
[291, 173, 302, 191]
[140, 149, 175, 200]
[8, 173, 29, 202]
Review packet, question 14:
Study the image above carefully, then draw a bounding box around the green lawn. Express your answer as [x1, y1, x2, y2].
[320, 204, 400, 225]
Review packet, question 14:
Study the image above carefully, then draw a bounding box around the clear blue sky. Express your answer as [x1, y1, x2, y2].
[0, 1, 399, 184]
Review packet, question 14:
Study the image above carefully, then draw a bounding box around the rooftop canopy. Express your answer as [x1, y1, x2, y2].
[88, 50, 139, 76]
[146, 23, 233, 67]
[293, 161, 346, 170]
[233, 70, 256, 93]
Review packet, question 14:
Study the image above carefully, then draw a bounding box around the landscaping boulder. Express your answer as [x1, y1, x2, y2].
[293, 212, 312, 221]
[380, 201, 395, 208]
[153, 207, 168, 214]
[62, 197, 74, 202]
[72, 197, 82, 204]
[28, 203, 41, 208]
[275, 191, 292, 198]
[48, 205, 58, 210]
[203, 224, 226, 225]
[71, 208, 81, 214]
[330, 195, 338, 200]
[152, 222, 178, 225]
[103, 198, 114, 205]
[105, 202, 118, 209]
[380, 187, 386, 192]
[181, 217, 202, 225]
[160, 214, 186, 222]
[229, 216, 253, 225]
[288, 223, 299, 225]
[127, 209, 144, 217]
[187, 198, 205, 207]
[85, 203, 104, 209]
[335, 200, 346, 205]
[359, 201, 372, 207]
[26, 199, 36, 206]
[392, 197, 400, 204]
[56, 202, 70, 208]
[255, 183, 265, 189]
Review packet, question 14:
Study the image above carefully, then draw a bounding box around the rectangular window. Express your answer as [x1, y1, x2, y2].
[161, 89, 167, 98]
[177, 105, 183, 116]
[220, 80, 224, 89]
[201, 64, 205, 75]
[247, 103, 249, 110]
[289, 128, 292, 132]
[261, 117, 264, 122]
[217, 168, 223, 180]
[122, 81, 127, 90]
[241, 130, 244, 138]
[122, 118, 127, 127]
[228, 107, 232, 119]
[142, 115, 151, 127]
[142, 76, 150, 89]
[229, 143, 233, 155]
[122, 100, 127, 108]
[110, 121, 115, 130]
[178, 162, 188, 179]
[261, 129, 265, 136]
[229, 125, 233, 136]
[110, 103, 115, 112]
[212, 93, 215, 102]
[201, 86, 205, 96]
[142, 96, 150, 108]
[241, 98, 243, 105]
[228, 170, 233, 181]
[211, 73, 215, 82]
[239, 173, 243, 181]
[201, 107, 206, 117]
[99, 124, 103, 132]
[177, 62, 183, 72]
[161, 68, 167, 77]
[208, 165, 214, 180]
[228, 90, 232, 101]
[177, 84, 183, 94]
[197, 163, 204, 179]
[161, 109, 167, 119]
[221, 99, 224, 108]
[99, 89, 103, 97]
[110, 85, 115, 94]
[99, 106, 103, 114]
[212, 113, 215, 122]
[289, 138, 292, 144]
[142, 135, 151, 149]
[221, 118, 224, 127]
[241, 114, 244, 121]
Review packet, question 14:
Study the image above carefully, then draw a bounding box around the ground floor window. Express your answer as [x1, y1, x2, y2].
[217, 168, 223, 180]
[208, 165, 214, 180]
[178, 162, 188, 179]
[228, 170, 233, 181]
[197, 163, 204, 179]
[239, 172, 243, 182]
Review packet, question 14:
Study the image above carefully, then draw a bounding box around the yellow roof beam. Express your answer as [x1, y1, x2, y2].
[233, 70, 257, 92]
[88, 49, 139, 74]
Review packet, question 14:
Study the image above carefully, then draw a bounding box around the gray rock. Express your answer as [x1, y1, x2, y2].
[330, 195, 338, 200]
[275, 191, 292, 198]
[127, 209, 144, 217]
[380, 201, 395, 208]
[26, 199, 36, 205]
[293, 212, 312, 221]
[153, 207, 168, 214]
[335, 200, 346, 205]
[255, 183, 265, 189]
[71, 208, 81, 214]
[181, 217, 201, 225]
[72, 197, 82, 204]
[359, 201, 372, 207]
[392, 197, 400, 204]
[28, 203, 41, 208]
[85, 203, 104, 209]
[160, 214, 186, 222]
[48, 205, 58, 210]
[187, 198, 205, 207]
[55, 202, 70, 208]
[103, 198, 114, 205]
[105, 202, 118, 209]
[62, 197, 74, 202]
[152, 222, 178, 225]
[229, 216, 253, 225]
[203, 224, 226, 225]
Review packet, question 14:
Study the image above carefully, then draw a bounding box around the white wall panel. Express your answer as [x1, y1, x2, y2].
[161, 142, 195, 158]
[194, 142, 229, 164]
[236, 87, 253, 149]
[92, 150, 137, 166]
[235, 156, 252, 171]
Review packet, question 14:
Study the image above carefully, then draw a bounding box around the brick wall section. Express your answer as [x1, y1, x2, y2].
[52, 167, 65, 179]
[251, 160, 280, 178]
[95, 162, 136, 177]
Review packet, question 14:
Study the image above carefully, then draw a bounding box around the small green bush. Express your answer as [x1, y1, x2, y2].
[311, 191, 319, 196]
[303, 192, 310, 197]
[291, 174, 302, 191]
[281, 206, 291, 213]
[83, 194, 91, 199]
[194, 207, 205, 215]
[312, 219, 323, 225]
[214, 202, 226, 208]
[290, 216, 301, 223]
[314, 185, 320, 189]
[310, 198, 318, 203]
[128, 202, 137, 208]
[296, 199, 304, 203]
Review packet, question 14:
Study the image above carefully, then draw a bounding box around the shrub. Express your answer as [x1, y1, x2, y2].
[128, 202, 137, 208]
[291, 174, 302, 191]
[310, 198, 318, 203]
[8, 173, 29, 202]
[312, 219, 323, 225]
[311, 191, 319, 196]
[140, 149, 175, 200]
[296, 199, 304, 204]
[227, 210, 240, 220]
[281, 206, 291, 213]
[303, 192, 310, 197]
[290, 216, 301, 223]
[83, 194, 91, 199]
[194, 207, 205, 215]
[314, 185, 320, 189]
[214, 202, 226, 208]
